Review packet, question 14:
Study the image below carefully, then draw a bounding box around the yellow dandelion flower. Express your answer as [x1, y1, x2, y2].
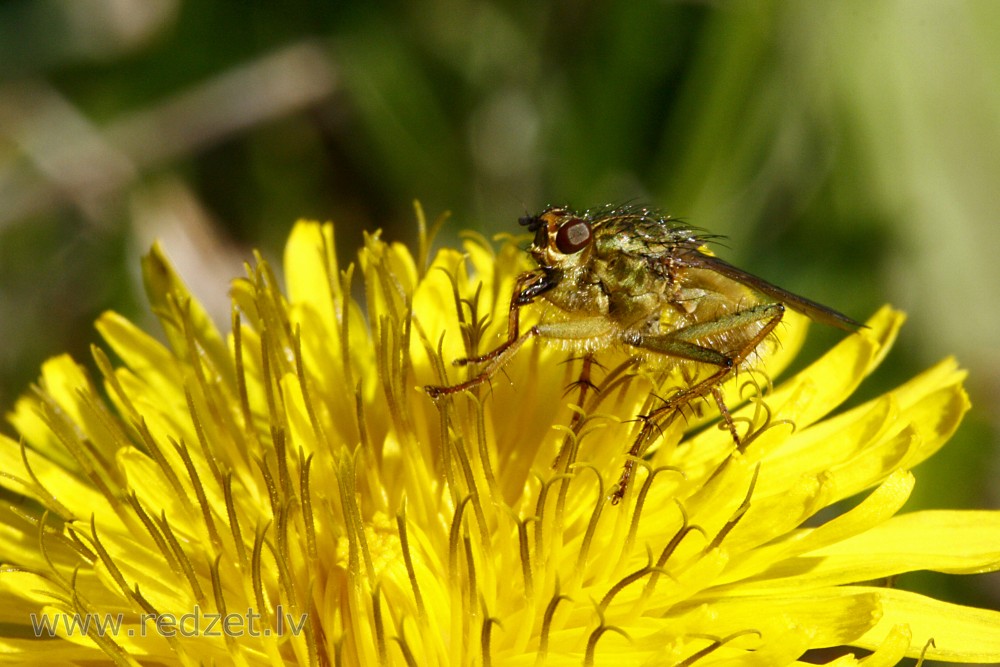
[2, 213, 1000, 666]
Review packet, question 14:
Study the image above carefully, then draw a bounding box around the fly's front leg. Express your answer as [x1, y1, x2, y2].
[425, 304, 615, 399]
[424, 271, 545, 399]
[612, 302, 785, 503]
[424, 327, 540, 399]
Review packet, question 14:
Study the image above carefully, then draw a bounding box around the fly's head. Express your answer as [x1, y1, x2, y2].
[517, 207, 610, 312]
[519, 207, 595, 273]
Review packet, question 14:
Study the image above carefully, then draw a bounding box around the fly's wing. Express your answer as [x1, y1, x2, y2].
[681, 249, 864, 332]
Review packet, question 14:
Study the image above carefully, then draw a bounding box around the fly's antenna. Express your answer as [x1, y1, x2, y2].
[519, 213, 544, 232]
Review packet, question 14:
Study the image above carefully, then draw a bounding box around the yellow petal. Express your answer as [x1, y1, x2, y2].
[733, 508, 1000, 592]
[721, 470, 915, 584]
[141, 243, 230, 382]
[858, 624, 911, 667]
[814, 509, 1000, 574]
[676, 307, 905, 475]
[0, 433, 110, 522]
[760, 357, 967, 505]
[753, 306, 904, 433]
[96, 312, 186, 412]
[283, 220, 340, 327]
[852, 586, 1000, 662]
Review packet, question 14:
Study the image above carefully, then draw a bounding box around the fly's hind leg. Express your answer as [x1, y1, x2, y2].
[611, 302, 785, 504]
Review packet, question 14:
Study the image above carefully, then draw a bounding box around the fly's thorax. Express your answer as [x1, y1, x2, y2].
[590, 251, 672, 329]
[538, 265, 609, 316]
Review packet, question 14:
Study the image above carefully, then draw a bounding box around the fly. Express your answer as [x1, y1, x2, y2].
[425, 205, 862, 503]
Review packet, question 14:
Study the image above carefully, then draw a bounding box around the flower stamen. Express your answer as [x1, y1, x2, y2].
[221, 474, 248, 567]
[624, 464, 684, 552]
[480, 604, 502, 667]
[537, 585, 572, 663]
[598, 552, 663, 613]
[517, 516, 535, 596]
[583, 621, 630, 667]
[572, 464, 605, 571]
[679, 630, 762, 666]
[394, 506, 426, 621]
[707, 463, 760, 552]
[371, 584, 388, 667]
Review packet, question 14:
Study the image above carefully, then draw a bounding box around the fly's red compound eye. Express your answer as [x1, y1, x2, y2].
[555, 218, 592, 254]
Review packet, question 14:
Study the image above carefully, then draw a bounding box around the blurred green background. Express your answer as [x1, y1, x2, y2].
[1, 0, 998, 654]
